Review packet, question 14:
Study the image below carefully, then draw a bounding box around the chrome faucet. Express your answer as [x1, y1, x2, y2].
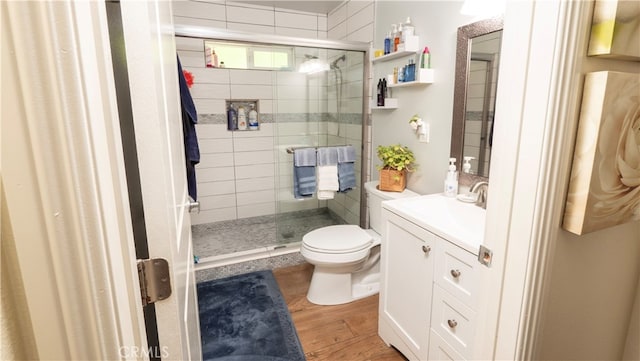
[470, 181, 489, 209]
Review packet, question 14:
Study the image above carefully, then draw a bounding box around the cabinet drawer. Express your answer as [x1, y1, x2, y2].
[431, 285, 476, 359]
[434, 238, 478, 308]
[428, 329, 465, 361]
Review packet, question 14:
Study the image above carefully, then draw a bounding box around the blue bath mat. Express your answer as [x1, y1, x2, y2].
[197, 270, 305, 361]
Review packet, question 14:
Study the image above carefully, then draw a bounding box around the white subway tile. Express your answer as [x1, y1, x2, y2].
[277, 85, 308, 100]
[199, 138, 233, 153]
[197, 166, 235, 182]
[347, 0, 374, 17]
[236, 189, 274, 207]
[276, 100, 308, 113]
[195, 124, 231, 139]
[227, 5, 274, 26]
[172, 1, 226, 21]
[229, 70, 273, 85]
[328, 21, 347, 40]
[318, 31, 328, 39]
[275, 27, 318, 39]
[347, 3, 374, 34]
[194, 99, 226, 114]
[327, 3, 347, 30]
[199, 193, 236, 210]
[234, 150, 275, 166]
[198, 180, 236, 196]
[190, 83, 230, 99]
[233, 137, 273, 152]
[226, 22, 275, 34]
[276, 71, 306, 86]
[189, 68, 230, 84]
[232, 123, 274, 137]
[230, 84, 273, 99]
[275, 11, 318, 30]
[347, 22, 374, 43]
[235, 164, 275, 179]
[236, 177, 275, 192]
[237, 202, 276, 218]
[175, 37, 205, 52]
[178, 50, 205, 68]
[199, 152, 234, 168]
[278, 199, 320, 213]
[318, 15, 328, 31]
[173, 16, 226, 29]
[190, 207, 237, 225]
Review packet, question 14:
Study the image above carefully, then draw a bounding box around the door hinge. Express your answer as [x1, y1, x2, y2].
[478, 244, 493, 267]
[137, 258, 172, 307]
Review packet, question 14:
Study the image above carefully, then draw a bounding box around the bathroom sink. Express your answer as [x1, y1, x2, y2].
[382, 193, 486, 254]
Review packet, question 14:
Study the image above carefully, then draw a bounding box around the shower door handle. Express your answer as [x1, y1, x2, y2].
[187, 196, 200, 214]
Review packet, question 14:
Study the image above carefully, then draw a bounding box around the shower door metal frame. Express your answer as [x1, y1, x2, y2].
[174, 25, 372, 228]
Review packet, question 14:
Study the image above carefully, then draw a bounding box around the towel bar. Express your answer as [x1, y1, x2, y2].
[286, 145, 352, 154]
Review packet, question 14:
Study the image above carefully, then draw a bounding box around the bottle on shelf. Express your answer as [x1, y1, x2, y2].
[377, 78, 384, 106]
[403, 17, 415, 41]
[384, 32, 392, 55]
[248, 104, 259, 130]
[237, 105, 247, 130]
[420, 47, 431, 69]
[382, 78, 388, 100]
[392, 24, 400, 52]
[227, 103, 237, 130]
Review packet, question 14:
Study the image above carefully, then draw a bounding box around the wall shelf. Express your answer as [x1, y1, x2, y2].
[371, 98, 398, 110]
[372, 50, 417, 63]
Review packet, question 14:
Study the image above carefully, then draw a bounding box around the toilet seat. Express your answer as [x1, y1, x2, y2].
[302, 225, 372, 254]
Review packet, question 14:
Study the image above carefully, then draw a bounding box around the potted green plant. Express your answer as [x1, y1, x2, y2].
[376, 144, 416, 192]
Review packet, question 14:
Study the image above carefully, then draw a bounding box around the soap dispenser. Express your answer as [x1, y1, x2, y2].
[462, 156, 475, 174]
[444, 158, 459, 197]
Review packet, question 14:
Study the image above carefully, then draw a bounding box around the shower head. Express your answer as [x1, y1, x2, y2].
[330, 54, 346, 69]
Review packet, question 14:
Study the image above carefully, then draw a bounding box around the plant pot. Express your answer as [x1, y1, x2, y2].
[379, 168, 406, 192]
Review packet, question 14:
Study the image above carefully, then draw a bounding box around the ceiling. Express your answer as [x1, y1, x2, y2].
[231, 0, 344, 14]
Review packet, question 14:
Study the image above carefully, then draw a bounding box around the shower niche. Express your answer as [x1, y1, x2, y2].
[226, 99, 259, 131]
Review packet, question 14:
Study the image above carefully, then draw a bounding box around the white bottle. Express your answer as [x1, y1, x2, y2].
[462, 156, 475, 174]
[237, 105, 247, 130]
[403, 17, 415, 40]
[248, 104, 259, 130]
[444, 158, 459, 197]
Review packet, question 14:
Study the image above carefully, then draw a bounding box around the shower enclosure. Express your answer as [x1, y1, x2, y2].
[174, 27, 370, 269]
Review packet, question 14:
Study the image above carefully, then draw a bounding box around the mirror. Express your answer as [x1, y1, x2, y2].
[450, 17, 503, 180]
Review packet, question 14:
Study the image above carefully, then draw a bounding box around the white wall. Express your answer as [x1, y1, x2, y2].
[371, 1, 475, 195]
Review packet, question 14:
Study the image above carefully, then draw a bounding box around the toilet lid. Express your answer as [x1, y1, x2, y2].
[303, 225, 372, 253]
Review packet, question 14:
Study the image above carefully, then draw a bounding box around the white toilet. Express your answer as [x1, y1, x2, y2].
[301, 180, 419, 305]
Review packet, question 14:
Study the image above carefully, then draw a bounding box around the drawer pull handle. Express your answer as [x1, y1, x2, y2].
[422, 245, 431, 254]
[450, 269, 461, 278]
[447, 319, 458, 328]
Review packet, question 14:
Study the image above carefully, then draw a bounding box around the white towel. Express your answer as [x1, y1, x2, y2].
[317, 165, 339, 200]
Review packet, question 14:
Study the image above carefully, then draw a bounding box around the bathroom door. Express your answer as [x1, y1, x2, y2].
[117, 1, 202, 359]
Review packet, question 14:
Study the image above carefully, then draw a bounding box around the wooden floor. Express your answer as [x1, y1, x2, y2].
[273, 263, 407, 361]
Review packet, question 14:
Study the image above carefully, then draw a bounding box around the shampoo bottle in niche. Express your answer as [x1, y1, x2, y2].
[227, 103, 237, 130]
[248, 104, 259, 130]
[237, 105, 247, 130]
[444, 158, 459, 197]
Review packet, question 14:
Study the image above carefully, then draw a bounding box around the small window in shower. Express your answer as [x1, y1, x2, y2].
[204, 41, 294, 71]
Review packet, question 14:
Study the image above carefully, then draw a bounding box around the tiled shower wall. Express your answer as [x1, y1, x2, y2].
[173, 1, 366, 226]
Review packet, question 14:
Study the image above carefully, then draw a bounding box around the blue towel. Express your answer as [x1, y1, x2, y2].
[294, 148, 316, 167]
[337, 146, 356, 163]
[317, 147, 338, 166]
[293, 148, 316, 199]
[338, 162, 356, 192]
[177, 55, 200, 200]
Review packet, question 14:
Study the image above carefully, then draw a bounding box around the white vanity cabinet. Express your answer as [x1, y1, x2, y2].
[379, 203, 481, 361]
[379, 210, 436, 360]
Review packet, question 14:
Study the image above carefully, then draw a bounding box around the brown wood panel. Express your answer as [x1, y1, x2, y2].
[273, 263, 407, 361]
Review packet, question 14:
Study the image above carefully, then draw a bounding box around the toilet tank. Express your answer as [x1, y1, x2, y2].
[364, 181, 419, 234]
